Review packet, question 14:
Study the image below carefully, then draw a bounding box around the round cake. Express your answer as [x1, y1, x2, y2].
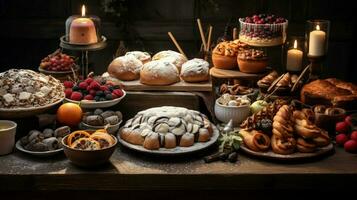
[152, 50, 187, 72]
[140, 60, 180, 86]
[180, 58, 209, 82]
[107, 55, 143, 81]
[239, 14, 288, 47]
[120, 106, 213, 150]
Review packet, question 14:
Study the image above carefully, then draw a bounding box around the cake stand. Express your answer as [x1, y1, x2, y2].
[59, 36, 107, 76]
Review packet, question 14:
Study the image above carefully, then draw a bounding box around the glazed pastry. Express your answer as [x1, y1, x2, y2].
[107, 55, 143, 81]
[293, 110, 321, 139]
[152, 50, 187, 71]
[271, 134, 296, 155]
[240, 129, 270, 152]
[125, 51, 151, 64]
[257, 71, 278, 87]
[296, 137, 316, 153]
[70, 138, 101, 150]
[140, 60, 180, 86]
[67, 130, 91, 146]
[180, 58, 209, 83]
[276, 73, 291, 88]
[120, 106, 213, 150]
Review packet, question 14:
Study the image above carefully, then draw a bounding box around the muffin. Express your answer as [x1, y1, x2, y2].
[237, 49, 268, 73]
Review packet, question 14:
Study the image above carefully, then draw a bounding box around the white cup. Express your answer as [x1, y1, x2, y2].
[0, 120, 17, 155]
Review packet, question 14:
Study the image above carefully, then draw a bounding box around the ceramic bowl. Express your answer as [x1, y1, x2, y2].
[80, 120, 122, 135]
[65, 90, 126, 109]
[214, 99, 250, 126]
[61, 132, 117, 167]
[0, 120, 17, 155]
[212, 54, 237, 69]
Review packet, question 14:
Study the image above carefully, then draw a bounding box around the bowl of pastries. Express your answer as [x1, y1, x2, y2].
[214, 94, 251, 126]
[80, 109, 123, 134]
[239, 99, 333, 160]
[61, 129, 117, 167]
[212, 40, 248, 69]
[118, 106, 219, 155]
[0, 69, 65, 118]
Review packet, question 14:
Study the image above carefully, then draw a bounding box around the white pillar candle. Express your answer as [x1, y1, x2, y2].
[308, 25, 326, 56]
[69, 5, 98, 44]
[287, 40, 303, 71]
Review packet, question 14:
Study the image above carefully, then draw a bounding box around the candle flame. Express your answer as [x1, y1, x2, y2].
[316, 25, 320, 31]
[81, 5, 86, 16]
[293, 40, 297, 49]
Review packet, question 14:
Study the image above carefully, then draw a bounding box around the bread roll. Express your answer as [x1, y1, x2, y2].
[152, 50, 187, 71]
[107, 55, 143, 81]
[125, 51, 151, 64]
[140, 60, 180, 86]
[180, 58, 209, 82]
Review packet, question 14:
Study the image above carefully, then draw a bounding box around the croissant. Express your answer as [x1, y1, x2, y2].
[271, 135, 296, 155]
[276, 73, 291, 88]
[240, 129, 271, 152]
[258, 71, 278, 86]
[272, 105, 295, 138]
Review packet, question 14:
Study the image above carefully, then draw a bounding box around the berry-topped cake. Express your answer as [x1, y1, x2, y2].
[239, 14, 288, 47]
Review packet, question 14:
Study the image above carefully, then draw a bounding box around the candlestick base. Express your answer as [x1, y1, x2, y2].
[307, 54, 325, 81]
[60, 35, 107, 76]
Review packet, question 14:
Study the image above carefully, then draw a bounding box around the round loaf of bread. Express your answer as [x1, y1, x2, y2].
[107, 55, 143, 81]
[125, 51, 151, 64]
[180, 58, 209, 82]
[140, 60, 180, 86]
[152, 50, 187, 71]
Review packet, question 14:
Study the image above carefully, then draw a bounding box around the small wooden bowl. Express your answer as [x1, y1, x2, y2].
[212, 54, 237, 69]
[237, 58, 268, 74]
[314, 107, 346, 135]
[61, 131, 117, 167]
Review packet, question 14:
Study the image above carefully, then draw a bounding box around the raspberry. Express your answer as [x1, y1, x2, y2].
[84, 94, 94, 100]
[70, 91, 83, 101]
[78, 81, 88, 90]
[64, 88, 73, 98]
[89, 81, 101, 90]
[63, 81, 74, 88]
[112, 89, 124, 97]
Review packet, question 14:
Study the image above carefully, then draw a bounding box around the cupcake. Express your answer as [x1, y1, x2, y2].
[212, 40, 248, 70]
[237, 49, 268, 73]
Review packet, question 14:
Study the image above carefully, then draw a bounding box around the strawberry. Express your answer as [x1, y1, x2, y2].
[63, 81, 74, 88]
[336, 121, 349, 133]
[344, 140, 357, 153]
[84, 78, 93, 85]
[100, 85, 109, 91]
[83, 94, 94, 100]
[70, 91, 83, 101]
[336, 133, 349, 146]
[64, 88, 73, 98]
[350, 131, 357, 141]
[112, 89, 124, 97]
[78, 81, 88, 90]
[89, 81, 101, 90]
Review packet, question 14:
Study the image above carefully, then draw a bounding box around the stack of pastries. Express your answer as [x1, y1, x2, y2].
[257, 71, 301, 95]
[240, 100, 330, 155]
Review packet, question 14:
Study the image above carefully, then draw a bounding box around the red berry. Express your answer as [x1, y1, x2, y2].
[111, 93, 118, 99]
[344, 140, 357, 153]
[85, 78, 93, 84]
[336, 133, 349, 146]
[345, 115, 353, 126]
[336, 121, 349, 133]
[351, 131, 357, 141]
[70, 91, 83, 101]
[100, 85, 109, 91]
[89, 89, 96, 96]
[63, 81, 74, 88]
[112, 89, 124, 97]
[78, 82, 88, 90]
[89, 81, 101, 90]
[64, 88, 72, 98]
[84, 94, 94, 100]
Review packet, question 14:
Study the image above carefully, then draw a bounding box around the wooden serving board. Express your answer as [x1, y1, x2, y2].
[240, 143, 334, 161]
[210, 67, 267, 79]
[121, 79, 212, 92]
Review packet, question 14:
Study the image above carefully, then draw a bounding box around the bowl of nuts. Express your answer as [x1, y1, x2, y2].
[214, 94, 251, 126]
[80, 109, 123, 134]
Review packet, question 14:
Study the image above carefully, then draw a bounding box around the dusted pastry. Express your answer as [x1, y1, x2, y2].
[240, 129, 270, 152]
[180, 58, 209, 83]
[152, 50, 187, 71]
[140, 60, 180, 86]
[125, 51, 151, 64]
[107, 55, 143, 81]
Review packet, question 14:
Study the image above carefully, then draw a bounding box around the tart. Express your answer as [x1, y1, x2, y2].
[212, 40, 248, 69]
[237, 49, 268, 73]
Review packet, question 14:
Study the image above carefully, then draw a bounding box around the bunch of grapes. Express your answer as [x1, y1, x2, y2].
[40, 49, 75, 71]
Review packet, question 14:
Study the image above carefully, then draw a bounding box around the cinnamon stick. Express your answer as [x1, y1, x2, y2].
[168, 32, 187, 59]
[197, 18, 207, 51]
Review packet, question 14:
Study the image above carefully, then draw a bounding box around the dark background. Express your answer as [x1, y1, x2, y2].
[0, 0, 355, 82]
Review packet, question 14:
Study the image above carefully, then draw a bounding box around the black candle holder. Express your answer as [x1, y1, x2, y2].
[307, 54, 325, 81]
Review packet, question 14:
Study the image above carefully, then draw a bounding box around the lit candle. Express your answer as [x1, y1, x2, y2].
[69, 5, 98, 44]
[287, 40, 303, 71]
[308, 25, 326, 56]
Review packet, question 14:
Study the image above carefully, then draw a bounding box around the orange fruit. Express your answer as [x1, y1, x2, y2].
[57, 103, 83, 127]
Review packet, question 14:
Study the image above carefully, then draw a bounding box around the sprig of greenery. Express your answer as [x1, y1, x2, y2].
[218, 129, 243, 152]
